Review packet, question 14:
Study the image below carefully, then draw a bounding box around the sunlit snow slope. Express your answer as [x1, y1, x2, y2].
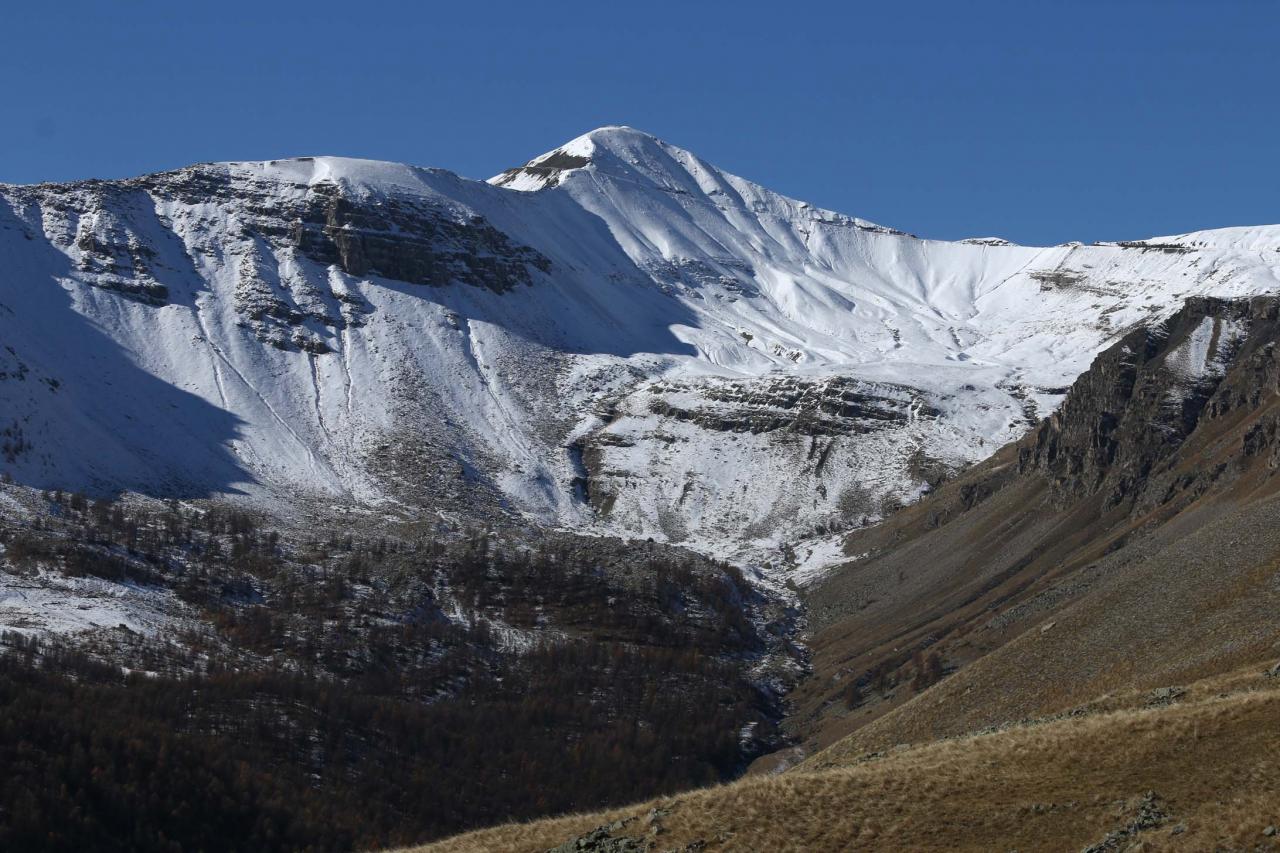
[2, 126, 1278, 566]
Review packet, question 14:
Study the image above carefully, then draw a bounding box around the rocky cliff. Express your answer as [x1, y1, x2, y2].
[2, 127, 1279, 569]
[796, 295, 1280, 758]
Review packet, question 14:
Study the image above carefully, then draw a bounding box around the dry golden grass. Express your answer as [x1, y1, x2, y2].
[406, 666, 1280, 852]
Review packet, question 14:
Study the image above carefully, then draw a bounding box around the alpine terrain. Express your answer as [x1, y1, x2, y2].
[1, 127, 1278, 851]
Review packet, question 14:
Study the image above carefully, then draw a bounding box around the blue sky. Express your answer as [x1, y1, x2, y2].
[4, 0, 1275, 245]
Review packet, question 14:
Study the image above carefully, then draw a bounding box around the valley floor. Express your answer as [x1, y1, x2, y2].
[411, 663, 1280, 852]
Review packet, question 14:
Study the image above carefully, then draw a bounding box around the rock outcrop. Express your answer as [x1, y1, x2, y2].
[797, 295, 1280, 761]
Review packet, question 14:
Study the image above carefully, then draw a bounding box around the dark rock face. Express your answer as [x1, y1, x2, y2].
[284, 182, 550, 292]
[144, 165, 552, 294]
[3, 163, 553, 354]
[545, 822, 648, 853]
[1019, 296, 1267, 507]
[647, 376, 937, 436]
[491, 148, 591, 189]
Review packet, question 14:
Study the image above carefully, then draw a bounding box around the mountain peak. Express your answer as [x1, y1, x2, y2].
[568, 124, 654, 141]
[489, 125, 677, 191]
[563, 125, 663, 152]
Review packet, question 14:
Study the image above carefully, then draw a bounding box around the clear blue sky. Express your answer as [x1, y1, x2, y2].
[4, 0, 1276, 245]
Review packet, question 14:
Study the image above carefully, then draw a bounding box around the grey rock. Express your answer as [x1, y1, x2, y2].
[1080, 791, 1169, 852]
[1146, 686, 1187, 705]
[644, 374, 939, 437]
[546, 817, 648, 853]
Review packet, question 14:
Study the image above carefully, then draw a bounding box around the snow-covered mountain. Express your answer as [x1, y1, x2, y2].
[2, 126, 1278, 569]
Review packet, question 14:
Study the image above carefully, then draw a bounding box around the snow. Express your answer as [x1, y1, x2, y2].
[1161, 315, 1246, 409]
[790, 534, 860, 587]
[1166, 317, 1218, 382]
[2, 126, 1279, 583]
[0, 570, 182, 637]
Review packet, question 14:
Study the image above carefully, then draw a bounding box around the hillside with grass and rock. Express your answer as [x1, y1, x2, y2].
[413, 295, 1280, 852]
[3, 129, 1280, 850]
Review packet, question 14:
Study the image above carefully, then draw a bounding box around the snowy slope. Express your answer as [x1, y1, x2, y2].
[2, 126, 1278, 570]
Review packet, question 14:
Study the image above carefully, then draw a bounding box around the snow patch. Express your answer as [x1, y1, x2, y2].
[0, 570, 183, 637]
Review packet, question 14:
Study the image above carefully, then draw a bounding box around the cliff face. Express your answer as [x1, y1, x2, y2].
[796, 295, 1280, 759]
[4, 164, 551, 349]
[1019, 296, 1263, 507]
[3, 129, 1280, 567]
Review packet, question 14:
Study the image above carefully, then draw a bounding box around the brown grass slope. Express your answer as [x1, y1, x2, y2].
[410, 665, 1280, 852]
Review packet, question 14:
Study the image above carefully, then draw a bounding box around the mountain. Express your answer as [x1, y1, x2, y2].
[793, 295, 1280, 755]
[5, 128, 1280, 851]
[3, 126, 1279, 574]
[407, 295, 1280, 853]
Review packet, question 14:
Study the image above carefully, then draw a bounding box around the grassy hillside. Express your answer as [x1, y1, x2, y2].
[412, 664, 1280, 851]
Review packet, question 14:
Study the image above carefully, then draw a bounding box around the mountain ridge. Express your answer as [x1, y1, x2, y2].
[5, 129, 1280, 850]
[2, 127, 1279, 573]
